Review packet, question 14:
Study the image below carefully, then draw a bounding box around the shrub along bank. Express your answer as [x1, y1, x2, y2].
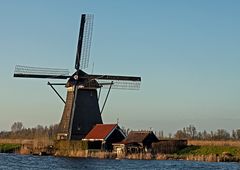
[165, 145, 240, 162]
[0, 144, 21, 153]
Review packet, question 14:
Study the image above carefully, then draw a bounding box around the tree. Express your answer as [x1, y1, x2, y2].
[186, 125, 197, 139]
[202, 130, 210, 140]
[232, 130, 237, 140]
[214, 129, 230, 140]
[48, 124, 59, 139]
[196, 132, 202, 140]
[11, 122, 23, 132]
[174, 130, 187, 139]
[174, 125, 197, 139]
[236, 129, 240, 139]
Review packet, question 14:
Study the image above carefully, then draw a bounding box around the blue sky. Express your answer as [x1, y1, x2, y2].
[0, 0, 240, 134]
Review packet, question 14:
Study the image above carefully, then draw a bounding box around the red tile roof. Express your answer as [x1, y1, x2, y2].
[84, 124, 118, 140]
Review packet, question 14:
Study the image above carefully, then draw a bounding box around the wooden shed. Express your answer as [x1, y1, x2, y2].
[82, 124, 126, 151]
[113, 131, 159, 153]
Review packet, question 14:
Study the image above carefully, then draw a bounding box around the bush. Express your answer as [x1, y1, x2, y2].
[0, 144, 21, 153]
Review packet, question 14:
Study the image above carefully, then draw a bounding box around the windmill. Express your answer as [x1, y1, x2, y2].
[13, 14, 141, 140]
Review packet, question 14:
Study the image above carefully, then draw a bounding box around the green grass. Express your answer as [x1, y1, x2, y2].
[0, 144, 21, 153]
[177, 145, 240, 156]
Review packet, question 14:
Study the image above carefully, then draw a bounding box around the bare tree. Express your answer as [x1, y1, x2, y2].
[214, 129, 230, 140]
[186, 125, 197, 139]
[11, 122, 24, 132]
[236, 129, 240, 139]
[174, 130, 187, 139]
[232, 130, 237, 140]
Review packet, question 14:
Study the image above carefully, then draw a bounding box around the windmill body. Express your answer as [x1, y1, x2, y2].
[58, 71, 103, 140]
[58, 87, 102, 140]
[14, 14, 141, 140]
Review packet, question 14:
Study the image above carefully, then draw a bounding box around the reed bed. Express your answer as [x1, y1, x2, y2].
[188, 140, 240, 147]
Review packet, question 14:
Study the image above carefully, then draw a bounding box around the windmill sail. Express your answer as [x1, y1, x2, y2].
[14, 65, 70, 79]
[86, 74, 141, 90]
[98, 79, 141, 90]
[75, 14, 94, 70]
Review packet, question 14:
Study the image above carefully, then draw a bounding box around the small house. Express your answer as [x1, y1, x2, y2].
[82, 124, 126, 151]
[113, 131, 159, 154]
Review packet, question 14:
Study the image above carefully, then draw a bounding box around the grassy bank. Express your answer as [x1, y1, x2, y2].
[177, 145, 240, 157]
[159, 145, 240, 162]
[0, 144, 21, 153]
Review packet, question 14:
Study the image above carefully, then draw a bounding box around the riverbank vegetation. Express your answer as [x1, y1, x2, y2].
[1, 122, 240, 162]
[1, 122, 240, 141]
[53, 145, 240, 162]
[123, 146, 240, 162]
[177, 145, 240, 156]
[0, 143, 21, 153]
[0, 122, 58, 140]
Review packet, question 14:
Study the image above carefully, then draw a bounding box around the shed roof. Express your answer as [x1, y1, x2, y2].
[83, 124, 118, 141]
[124, 131, 158, 143]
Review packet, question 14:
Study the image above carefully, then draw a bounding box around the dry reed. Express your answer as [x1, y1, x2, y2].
[188, 140, 240, 147]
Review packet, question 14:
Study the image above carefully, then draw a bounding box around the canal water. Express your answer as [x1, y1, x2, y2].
[0, 153, 240, 170]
